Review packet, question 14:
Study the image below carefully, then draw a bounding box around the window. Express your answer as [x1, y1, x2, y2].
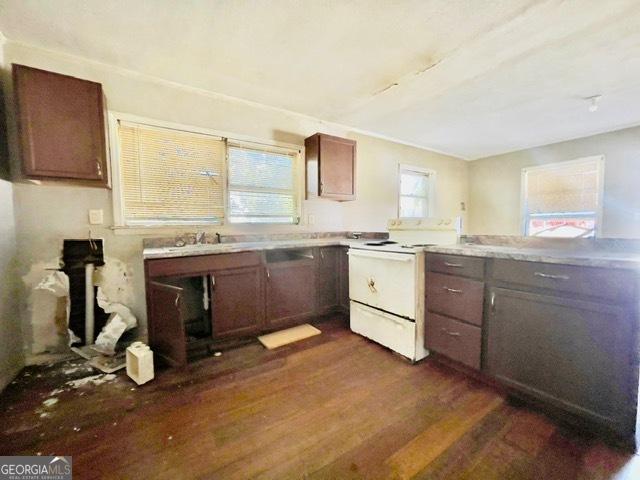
[522, 156, 604, 238]
[117, 121, 225, 225]
[111, 114, 301, 227]
[227, 142, 300, 224]
[398, 165, 435, 218]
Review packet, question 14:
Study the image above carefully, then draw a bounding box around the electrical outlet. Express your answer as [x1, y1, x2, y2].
[307, 214, 316, 226]
[89, 209, 104, 225]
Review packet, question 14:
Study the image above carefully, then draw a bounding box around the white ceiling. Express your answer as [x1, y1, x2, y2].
[1, 0, 640, 159]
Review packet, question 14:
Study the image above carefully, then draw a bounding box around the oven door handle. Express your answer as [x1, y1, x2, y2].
[347, 249, 413, 262]
[357, 306, 407, 327]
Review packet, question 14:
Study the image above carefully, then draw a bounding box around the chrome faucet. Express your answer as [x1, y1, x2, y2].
[195, 231, 206, 244]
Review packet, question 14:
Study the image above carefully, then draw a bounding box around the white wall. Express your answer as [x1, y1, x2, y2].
[0, 178, 23, 388]
[2, 41, 468, 358]
[468, 125, 640, 238]
[0, 33, 23, 389]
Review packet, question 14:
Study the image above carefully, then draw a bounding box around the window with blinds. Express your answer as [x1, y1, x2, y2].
[227, 142, 299, 224]
[117, 121, 225, 225]
[398, 165, 434, 218]
[522, 156, 604, 238]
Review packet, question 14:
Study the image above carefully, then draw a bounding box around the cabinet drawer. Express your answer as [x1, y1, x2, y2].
[491, 259, 636, 302]
[147, 252, 262, 278]
[426, 273, 484, 326]
[425, 312, 481, 369]
[427, 254, 484, 279]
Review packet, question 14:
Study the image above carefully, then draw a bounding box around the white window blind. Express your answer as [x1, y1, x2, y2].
[118, 121, 225, 225]
[399, 166, 433, 218]
[523, 157, 603, 238]
[227, 142, 299, 224]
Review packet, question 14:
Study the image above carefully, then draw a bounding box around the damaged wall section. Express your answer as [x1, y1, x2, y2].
[21, 243, 138, 360]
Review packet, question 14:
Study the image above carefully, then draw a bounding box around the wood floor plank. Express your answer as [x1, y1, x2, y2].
[385, 389, 505, 480]
[0, 316, 636, 480]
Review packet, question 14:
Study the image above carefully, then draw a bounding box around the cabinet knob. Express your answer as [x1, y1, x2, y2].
[534, 272, 569, 281]
[96, 159, 103, 178]
[174, 294, 180, 308]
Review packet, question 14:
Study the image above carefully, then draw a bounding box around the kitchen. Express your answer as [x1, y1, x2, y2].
[1, 1, 640, 479]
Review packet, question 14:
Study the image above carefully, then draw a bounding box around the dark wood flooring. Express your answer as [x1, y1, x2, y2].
[1, 316, 639, 479]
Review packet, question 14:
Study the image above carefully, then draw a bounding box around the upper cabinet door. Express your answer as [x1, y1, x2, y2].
[305, 133, 356, 201]
[13, 64, 108, 186]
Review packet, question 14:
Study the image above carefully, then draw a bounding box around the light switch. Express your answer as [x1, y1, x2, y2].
[89, 209, 104, 225]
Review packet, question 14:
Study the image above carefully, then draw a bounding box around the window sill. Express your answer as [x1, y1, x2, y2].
[110, 224, 222, 236]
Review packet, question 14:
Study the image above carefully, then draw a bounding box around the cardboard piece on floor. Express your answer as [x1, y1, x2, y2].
[258, 324, 321, 350]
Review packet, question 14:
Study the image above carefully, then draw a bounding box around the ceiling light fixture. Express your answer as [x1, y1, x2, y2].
[586, 95, 602, 113]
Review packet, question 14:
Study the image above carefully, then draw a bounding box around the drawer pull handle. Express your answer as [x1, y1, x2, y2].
[534, 272, 569, 281]
[441, 327, 461, 337]
[444, 262, 463, 268]
[174, 294, 180, 308]
[442, 286, 463, 294]
[367, 277, 377, 293]
[96, 160, 103, 178]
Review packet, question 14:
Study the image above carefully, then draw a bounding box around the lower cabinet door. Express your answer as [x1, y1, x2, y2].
[211, 266, 263, 338]
[148, 281, 187, 366]
[266, 259, 316, 328]
[317, 247, 339, 312]
[425, 312, 481, 369]
[338, 247, 350, 310]
[485, 287, 635, 433]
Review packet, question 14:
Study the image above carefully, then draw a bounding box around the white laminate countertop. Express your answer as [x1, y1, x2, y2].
[143, 238, 640, 270]
[143, 238, 367, 259]
[422, 244, 640, 270]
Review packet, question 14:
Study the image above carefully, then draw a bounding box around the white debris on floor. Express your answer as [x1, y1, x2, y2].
[64, 373, 116, 389]
[42, 398, 58, 407]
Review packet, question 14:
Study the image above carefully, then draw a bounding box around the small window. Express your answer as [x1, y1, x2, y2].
[522, 156, 604, 238]
[227, 142, 300, 224]
[398, 165, 435, 218]
[117, 121, 225, 225]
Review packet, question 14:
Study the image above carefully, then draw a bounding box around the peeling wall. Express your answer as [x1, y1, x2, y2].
[2, 40, 468, 360]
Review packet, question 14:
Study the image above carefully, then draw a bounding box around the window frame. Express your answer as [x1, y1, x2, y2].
[108, 112, 303, 229]
[397, 164, 436, 219]
[520, 155, 605, 238]
[226, 140, 302, 225]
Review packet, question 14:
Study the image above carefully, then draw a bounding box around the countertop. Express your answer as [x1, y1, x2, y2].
[143, 238, 367, 259]
[422, 244, 640, 270]
[144, 237, 640, 270]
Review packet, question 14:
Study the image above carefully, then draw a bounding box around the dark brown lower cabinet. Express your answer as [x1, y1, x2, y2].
[425, 312, 481, 369]
[148, 281, 188, 366]
[266, 257, 317, 328]
[146, 247, 350, 366]
[485, 287, 635, 435]
[317, 247, 339, 313]
[211, 266, 263, 338]
[338, 246, 350, 311]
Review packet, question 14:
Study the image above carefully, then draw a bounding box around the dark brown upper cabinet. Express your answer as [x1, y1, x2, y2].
[13, 64, 109, 187]
[305, 133, 356, 201]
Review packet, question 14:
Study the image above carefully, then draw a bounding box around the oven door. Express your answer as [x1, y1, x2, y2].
[348, 248, 415, 319]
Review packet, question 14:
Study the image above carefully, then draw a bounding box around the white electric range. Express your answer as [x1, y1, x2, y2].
[348, 218, 460, 362]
